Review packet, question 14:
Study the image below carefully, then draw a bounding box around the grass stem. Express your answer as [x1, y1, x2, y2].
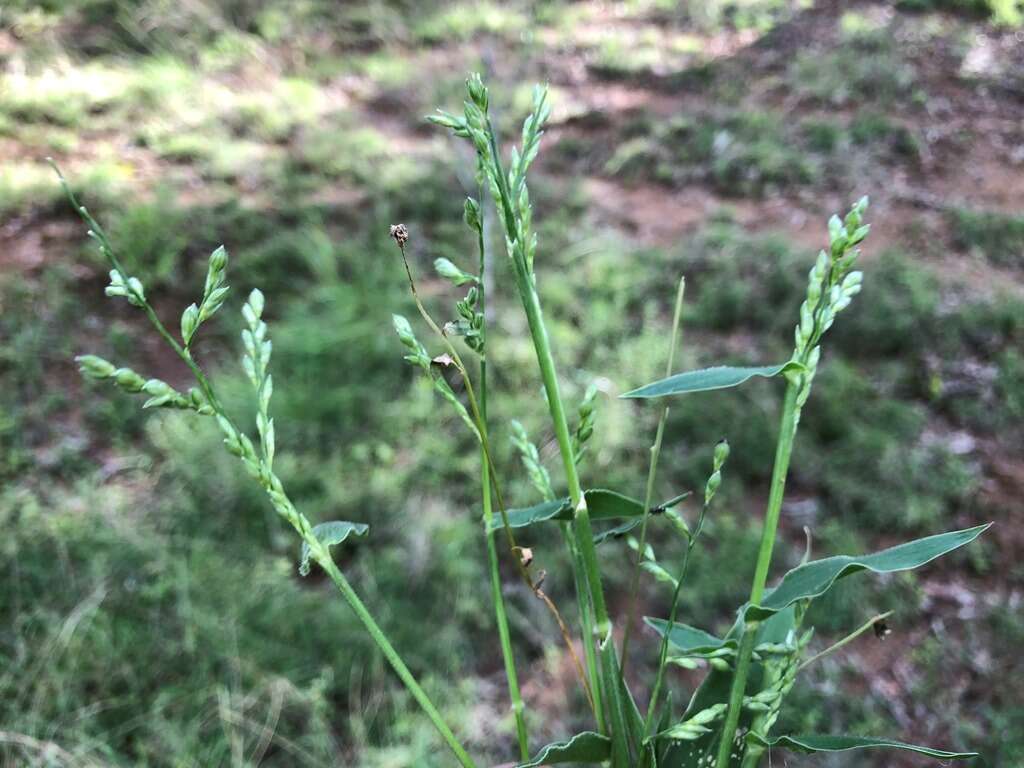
[313, 550, 477, 768]
[715, 382, 799, 767]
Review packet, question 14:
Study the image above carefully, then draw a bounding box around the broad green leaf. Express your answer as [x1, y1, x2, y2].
[516, 731, 611, 767]
[745, 525, 990, 621]
[749, 734, 977, 759]
[487, 489, 646, 533]
[622, 363, 801, 399]
[593, 489, 696, 544]
[586, 488, 646, 521]
[299, 521, 369, 576]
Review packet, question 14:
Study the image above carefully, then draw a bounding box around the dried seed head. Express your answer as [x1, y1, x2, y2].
[389, 223, 409, 248]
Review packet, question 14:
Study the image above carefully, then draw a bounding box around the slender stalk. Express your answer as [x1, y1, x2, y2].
[749, 385, 800, 606]
[312, 544, 476, 767]
[714, 199, 872, 765]
[714, 383, 799, 768]
[509, 248, 625, 745]
[642, 528, 698, 732]
[440, 83, 610, 737]
[621, 276, 686, 670]
[638, 544, 693, 768]
[639, 440, 721, 768]
[515, 207, 632, 765]
[396, 238, 595, 714]
[476, 207, 529, 760]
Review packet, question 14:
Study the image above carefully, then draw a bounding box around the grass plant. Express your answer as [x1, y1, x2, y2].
[66, 74, 988, 768]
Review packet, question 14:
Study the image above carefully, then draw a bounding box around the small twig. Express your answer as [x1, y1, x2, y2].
[798, 612, 894, 673]
[622, 276, 686, 671]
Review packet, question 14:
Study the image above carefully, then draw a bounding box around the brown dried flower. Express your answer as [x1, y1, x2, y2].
[389, 223, 409, 247]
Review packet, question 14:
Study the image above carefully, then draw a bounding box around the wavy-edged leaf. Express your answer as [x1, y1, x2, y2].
[645, 619, 729, 656]
[654, 608, 800, 768]
[749, 733, 977, 759]
[487, 489, 646, 533]
[646, 606, 797, 661]
[745, 525, 990, 621]
[516, 731, 611, 767]
[593, 518, 642, 545]
[622, 362, 801, 399]
[299, 521, 369, 576]
[491, 497, 568, 531]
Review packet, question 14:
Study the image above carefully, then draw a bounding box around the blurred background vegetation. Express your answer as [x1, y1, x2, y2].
[1, 0, 1022, 765]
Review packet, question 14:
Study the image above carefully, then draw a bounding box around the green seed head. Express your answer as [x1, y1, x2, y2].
[76, 354, 116, 380]
[714, 439, 730, 470]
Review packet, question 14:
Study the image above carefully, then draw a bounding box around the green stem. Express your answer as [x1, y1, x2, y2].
[483, 480, 529, 759]
[715, 383, 800, 768]
[640, 457, 715, 768]
[622, 276, 685, 671]
[480, 112, 626, 762]
[749, 384, 800, 606]
[510, 207, 632, 766]
[314, 550, 477, 768]
[476, 209, 529, 761]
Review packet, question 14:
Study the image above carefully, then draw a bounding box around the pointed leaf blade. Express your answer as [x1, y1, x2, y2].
[622, 363, 800, 399]
[750, 734, 977, 759]
[515, 732, 611, 767]
[745, 525, 990, 621]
